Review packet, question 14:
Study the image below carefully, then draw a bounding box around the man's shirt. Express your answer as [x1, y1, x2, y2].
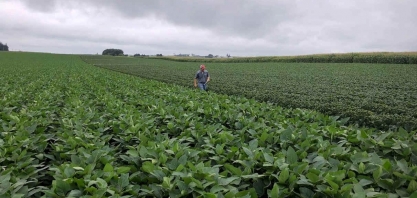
[195, 70, 209, 83]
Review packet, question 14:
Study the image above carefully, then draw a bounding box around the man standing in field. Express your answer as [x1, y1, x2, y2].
[194, 64, 210, 91]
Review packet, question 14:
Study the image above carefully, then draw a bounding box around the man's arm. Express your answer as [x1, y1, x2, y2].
[194, 72, 199, 87]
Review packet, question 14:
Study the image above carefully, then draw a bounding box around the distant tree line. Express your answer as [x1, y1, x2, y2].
[0, 42, 9, 51]
[102, 49, 124, 56]
[101, 49, 164, 57]
[134, 53, 163, 57]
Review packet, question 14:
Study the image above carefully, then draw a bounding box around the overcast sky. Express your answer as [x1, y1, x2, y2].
[1, 0, 416, 56]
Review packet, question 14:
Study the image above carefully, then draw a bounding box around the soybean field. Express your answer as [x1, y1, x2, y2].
[81, 55, 417, 132]
[1, 52, 417, 198]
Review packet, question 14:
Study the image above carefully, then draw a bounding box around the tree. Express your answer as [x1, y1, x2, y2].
[102, 48, 124, 56]
[134, 53, 153, 57]
[0, 42, 9, 51]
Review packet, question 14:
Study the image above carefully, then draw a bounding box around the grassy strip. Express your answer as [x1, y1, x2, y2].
[149, 52, 417, 64]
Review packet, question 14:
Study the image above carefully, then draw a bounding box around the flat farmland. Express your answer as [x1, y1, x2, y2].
[2, 52, 417, 197]
[81, 56, 417, 131]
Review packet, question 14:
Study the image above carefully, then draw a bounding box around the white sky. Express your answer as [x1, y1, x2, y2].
[1, 0, 416, 56]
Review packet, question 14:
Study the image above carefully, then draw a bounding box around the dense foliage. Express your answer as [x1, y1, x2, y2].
[102, 49, 124, 56]
[2, 52, 417, 197]
[152, 52, 417, 64]
[81, 55, 417, 132]
[0, 42, 9, 51]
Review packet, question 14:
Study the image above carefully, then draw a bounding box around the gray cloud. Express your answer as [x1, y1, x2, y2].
[18, 0, 297, 39]
[2, 0, 417, 56]
[18, 0, 57, 12]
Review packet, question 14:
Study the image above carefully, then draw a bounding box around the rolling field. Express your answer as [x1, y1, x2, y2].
[1, 52, 417, 198]
[81, 55, 417, 132]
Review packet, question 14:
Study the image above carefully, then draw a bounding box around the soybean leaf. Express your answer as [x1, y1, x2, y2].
[103, 163, 114, 173]
[242, 147, 254, 159]
[67, 190, 82, 198]
[224, 163, 242, 176]
[218, 177, 240, 186]
[249, 139, 258, 150]
[203, 193, 217, 198]
[278, 169, 289, 184]
[286, 146, 298, 164]
[359, 179, 373, 187]
[410, 191, 417, 198]
[141, 161, 155, 173]
[396, 159, 409, 173]
[300, 187, 314, 198]
[117, 167, 131, 174]
[64, 167, 75, 178]
[280, 128, 292, 142]
[306, 172, 320, 183]
[253, 179, 266, 197]
[408, 180, 417, 193]
[55, 180, 71, 196]
[117, 173, 129, 192]
[96, 178, 107, 189]
[241, 173, 264, 179]
[353, 183, 366, 198]
[269, 183, 279, 198]
[210, 185, 227, 194]
[263, 152, 274, 164]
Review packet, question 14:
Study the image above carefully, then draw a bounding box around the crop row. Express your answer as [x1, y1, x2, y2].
[81, 56, 417, 132]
